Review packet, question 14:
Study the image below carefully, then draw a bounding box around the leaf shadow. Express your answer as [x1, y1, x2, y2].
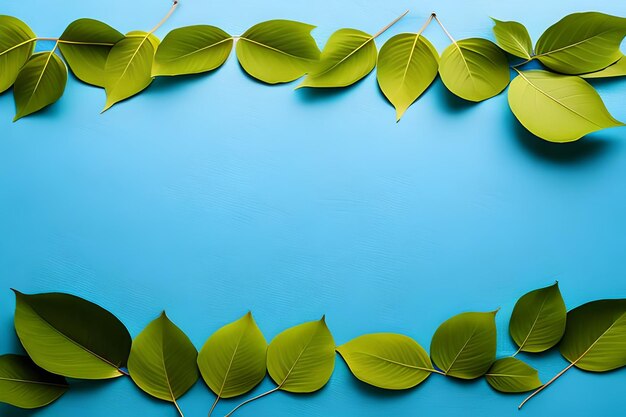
[428, 80, 478, 113]
[345, 371, 438, 401]
[148, 70, 220, 96]
[294, 72, 375, 104]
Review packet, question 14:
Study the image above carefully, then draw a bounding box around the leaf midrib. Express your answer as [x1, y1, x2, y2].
[444, 328, 477, 375]
[536, 28, 622, 58]
[277, 324, 323, 388]
[0, 376, 67, 388]
[350, 350, 433, 372]
[516, 293, 549, 352]
[239, 37, 314, 61]
[310, 34, 373, 79]
[571, 311, 626, 364]
[162, 37, 233, 62]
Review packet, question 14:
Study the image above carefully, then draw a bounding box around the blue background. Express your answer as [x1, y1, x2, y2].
[2, 0, 626, 416]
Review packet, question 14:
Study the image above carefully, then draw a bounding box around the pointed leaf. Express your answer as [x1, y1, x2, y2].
[236, 20, 320, 84]
[508, 70, 624, 142]
[0, 15, 35, 93]
[58, 19, 124, 87]
[485, 357, 542, 393]
[491, 18, 533, 59]
[560, 299, 626, 371]
[267, 317, 335, 392]
[510, 282, 566, 353]
[581, 56, 626, 79]
[0, 354, 68, 409]
[337, 333, 432, 390]
[198, 312, 267, 399]
[13, 290, 131, 379]
[430, 311, 497, 379]
[376, 33, 439, 120]
[298, 29, 377, 88]
[535, 12, 626, 74]
[439, 38, 510, 101]
[128, 312, 199, 402]
[153, 25, 233, 77]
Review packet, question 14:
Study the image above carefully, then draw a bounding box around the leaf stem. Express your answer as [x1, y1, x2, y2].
[373, 9, 410, 39]
[223, 386, 280, 417]
[432, 14, 456, 44]
[149, 0, 180, 34]
[118, 368, 130, 376]
[430, 368, 446, 376]
[416, 13, 436, 37]
[208, 396, 220, 417]
[173, 399, 185, 417]
[518, 362, 575, 409]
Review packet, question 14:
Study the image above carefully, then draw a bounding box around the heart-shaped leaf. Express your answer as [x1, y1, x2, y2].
[535, 12, 626, 74]
[485, 357, 542, 393]
[439, 38, 510, 101]
[430, 311, 497, 379]
[509, 282, 566, 353]
[128, 312, 199, 407]
[377, 33, 439, 121]
[508, 70, 624, 142]
[0, 15, 36, 93]
[267, 317, 335, 392]
[13, 290, 131, 379]
[13, 51, 67, 121]
[581, 56, 626, 79]
[58, 19, 124, 87]
[491, 18, 533, 60]
[337, 333, 433, 390]
[0, 354, 68, 409]
[236, 20, 320, 84]
[103, 31, 160, 111]
[153, 25, 233, 77]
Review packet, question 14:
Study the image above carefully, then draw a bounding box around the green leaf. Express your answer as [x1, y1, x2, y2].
[13, 290, 131, 379]
[128, 312, 199, 404]
[198, 312, 267, 399]
[376, 33, 439, 121]
[0, 15, 36, 93]
[297, 28, 377, 88]
[103, 31, 160, 111]
[13, 51, 67, 121]
[438, 38, 510, 101]
[58, 19, 124, 87]
[267, 317, 335, 392]
[581, 56, 626, 79]
[535, 12, 626, 74]
[337, 333, 433, 390]
[236, 20, 320, 84]
[0, 354, 68, 409]
[509, 282, 566, 353]
[560, 299, 626, 371]
[508, 70, 624, 143]
[430, 311, 497, 379]
[153, 25, 233, 77]
[485, 357, 542, 393]
[491, 18, 533, 60]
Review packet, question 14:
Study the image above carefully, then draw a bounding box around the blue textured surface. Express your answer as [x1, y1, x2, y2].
[2, 1, 626, 416]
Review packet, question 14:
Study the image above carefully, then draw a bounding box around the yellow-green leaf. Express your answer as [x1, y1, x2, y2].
[581, 56, 626, 79]
[0, 15, 36, 93]
[485, 357, 542, 393]
[491, 18, 533, 60]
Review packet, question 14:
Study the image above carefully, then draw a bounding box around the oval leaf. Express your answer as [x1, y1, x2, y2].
[13, 290, 131, 379]
[58, 18, 124, 87]
[0, 15, 35, 93]
[430, 311, 497, 379]
[560, 299, 626, 371]
[0, 354, 68, 409]
[439, 38, 510, 102]
[485, 357, 542, 393]
[267, 317, 335, 393]
[377, 33, 439, 121]
[508, 70, 624, 143]
[198, 312, 267, 399]
[491, 18, 533, 59]
[128, 312, 199, 403]
[153, 25, 233, 77]
[510, 282, 566, 353]
[581, 56, 626, 79]
[236, 20, 320, 84]
[535, 12, 626, 74]
[337, 333, 432, 390]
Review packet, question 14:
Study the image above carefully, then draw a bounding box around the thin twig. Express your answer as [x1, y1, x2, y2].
[224, 387, 280, 417]
[432, 14, 456, 44]
[208, 396, 220, 417]
[373, 9, 410, 38]
[149, 0, 180, 34]
[518, 362, 575, 409]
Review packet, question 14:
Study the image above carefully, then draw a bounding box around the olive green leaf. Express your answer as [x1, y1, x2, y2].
[485, 357, 542, 393]
[438, 38, 510, 101]
[198, 312, 267, 416]
[128, 312, 198, 412]
[510, 282, 566, 354]
[337, 333, 434, 390]
[508, 70, 624, 143]
[377, 33, 439, 121]
[235, 20, 320, 84]
[491, 18, 533, 60]
[0, 15, 36, 93]
[0, 354, 68, 409]
[430, 311, 497, 379]
[153, 25, 233, 77]
[13, 290, 131, 379]
[58, 19, 124, 87]
[581, 56, 626, 79]
[535, 12, 626, 74]
[103, 31, 160, 111]
[13, 51, 68, 121]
